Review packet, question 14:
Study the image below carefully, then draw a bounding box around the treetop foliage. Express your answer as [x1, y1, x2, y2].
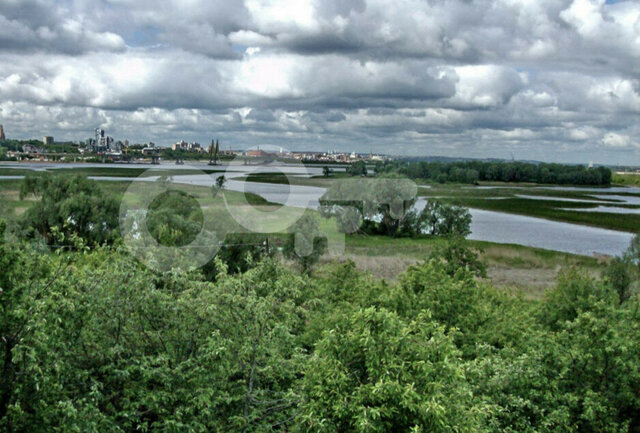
[19, 174, 120, 247]
[1, 226, 640, 431]
[375, 160, 612, 186]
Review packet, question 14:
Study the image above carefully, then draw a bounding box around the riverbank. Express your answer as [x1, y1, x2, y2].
[0, 176, 613, 297]
[2, 165, 636, 252]
[237, 172, 640, 233]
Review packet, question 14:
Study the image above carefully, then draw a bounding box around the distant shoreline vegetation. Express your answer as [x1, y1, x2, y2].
[375, 160, 612, 186]
[0, 138, 615, 187]
[612, 172, 640, 186]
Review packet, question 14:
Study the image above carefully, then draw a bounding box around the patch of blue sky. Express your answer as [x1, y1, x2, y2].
[127, 27, 160, 47]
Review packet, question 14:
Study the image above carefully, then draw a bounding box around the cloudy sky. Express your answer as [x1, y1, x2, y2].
[0, 0, 639, 163]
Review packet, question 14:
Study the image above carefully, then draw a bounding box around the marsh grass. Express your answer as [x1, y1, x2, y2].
[339, 234, 603, 296]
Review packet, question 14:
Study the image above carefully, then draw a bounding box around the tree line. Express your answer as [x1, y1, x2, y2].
[373, 160, 613, 185]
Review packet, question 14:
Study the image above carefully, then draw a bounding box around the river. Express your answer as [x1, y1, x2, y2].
[0, 163, 636, 256]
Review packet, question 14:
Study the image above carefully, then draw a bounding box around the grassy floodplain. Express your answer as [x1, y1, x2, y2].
[612, 172, 640, 186]
[238, 171, 640, 232]
[0, 169, 611, 296]
[6, 165, 640, 235]
[421, 184, 640, 232]
[339, 234, 602, 298]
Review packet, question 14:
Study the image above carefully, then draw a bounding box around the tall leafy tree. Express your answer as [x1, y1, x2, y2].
[347, 160, 367, 176]
[20, 174, 119, 247]
[146, 189, 204, 247]
[0, 224, 74, 429]
[283, 212, 327, 272]
[319, 175, 419, 238]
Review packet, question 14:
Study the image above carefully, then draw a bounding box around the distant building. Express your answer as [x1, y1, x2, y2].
[43, 136, 54, 145]
[90, 128, 122, 153]
[171, 140, 184, 151]
[0, 124, 5, 141]
[220, 149, 243, 156]
[172, 140, 204, 152]
[142, 142, 158, 155]
[22, 144, 45, 154]
[246, 146, 273, 157]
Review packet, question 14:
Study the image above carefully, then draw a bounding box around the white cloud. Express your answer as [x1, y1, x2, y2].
[0, 0, 638, 163]
[448, 65, 525, 108]
[602, 132, 632, 148]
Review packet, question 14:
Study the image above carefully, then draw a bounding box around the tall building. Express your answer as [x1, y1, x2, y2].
[0, 124, 5, 141]
[43, 136, 54, 145]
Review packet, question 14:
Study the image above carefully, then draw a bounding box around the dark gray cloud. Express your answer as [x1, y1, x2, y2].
[0, 0, 125, 54]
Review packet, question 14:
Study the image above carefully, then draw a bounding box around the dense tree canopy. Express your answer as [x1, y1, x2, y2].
[374, 160, 612, 186]
[346, 160, 368, 176]
[298, 307, 483, 432]
[19, 174, 119, 247]
[146, 190, 204, 247]
[1, 225, 640, 431]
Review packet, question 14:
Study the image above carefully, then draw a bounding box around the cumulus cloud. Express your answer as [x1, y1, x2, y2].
[602, 132, 632, 148]
[0, 0, 638, 163]
[0, 0, 126, 54]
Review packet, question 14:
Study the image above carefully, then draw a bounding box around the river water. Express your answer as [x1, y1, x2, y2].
[0, 162, 636, 256]
[228, 177, 636, 257]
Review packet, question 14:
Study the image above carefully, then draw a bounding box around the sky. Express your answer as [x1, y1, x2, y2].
[0, 0, 639, 164]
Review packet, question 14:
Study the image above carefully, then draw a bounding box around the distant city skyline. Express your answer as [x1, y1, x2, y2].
[0, 0, 638, 164]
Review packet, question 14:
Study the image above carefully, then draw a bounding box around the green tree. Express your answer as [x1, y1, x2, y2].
[0, 226, 72, 429]
[146, 189, 204, 247]
[20, 174, 119, 247]
[319, 176, 419, 238]
[283, 213, 327, 272]
[428, 237, 487, 278]
[347, 160, 367, 176]
[297, 307, 484, 432]
[602, 233, 640, 303]
[475, 296, 640, 433]
[398, 259, 523, 357]
[603, 256, 635, 303]
[1, 247, 313, 432]
[174, 260, 311, 432]
[417, 200, 472, 237]
[374, 176, 420, 237]
[211, 175, 227, 200]
[552, 301, 640, 431]
[201, 233, 270, 280]
[540, 269, 617, 331]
